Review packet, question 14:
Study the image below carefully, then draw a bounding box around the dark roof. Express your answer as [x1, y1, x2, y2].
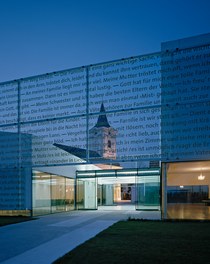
[94, 103, 110, 128]
[53, 143, 102, 160]
[53, 143, 121, 166]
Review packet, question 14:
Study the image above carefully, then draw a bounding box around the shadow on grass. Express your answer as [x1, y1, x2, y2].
[54, 219, 210, 264]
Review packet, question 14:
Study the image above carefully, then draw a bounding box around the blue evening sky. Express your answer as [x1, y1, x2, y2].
[0, 0, 210, 83]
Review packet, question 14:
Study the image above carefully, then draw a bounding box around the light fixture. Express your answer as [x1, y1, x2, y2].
[180, 185, 184, 188]
[198, 169, 205, 181]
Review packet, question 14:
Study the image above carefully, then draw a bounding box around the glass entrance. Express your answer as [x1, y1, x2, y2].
[97, 184, 114, 206]
[76, 168, 160, 211]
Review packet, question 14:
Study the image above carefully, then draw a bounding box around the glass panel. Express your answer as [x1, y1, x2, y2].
[0, 82, 18, 125]
[0, 125, 19, 168]
[51, 175, 66, 213]
[21, 117, 86, 166]
[88, 108, 161, 163]
[102, 184, 114, 205]
[166, 161, 210, 220]
[97, 184, 103, 206]
[66, 178, 75, 210]
[89, 54, 161, 114]
[136, 175, 160, 210]
[114, 184, 121, 203]
[32, 170, 75, 216]
[20, 68, 86, 122]
[32, 171, 51, 216]
[161, 44, 210, 161]
[161, 102, 210, 161]
[76, 179, 85, 209]
[0, 126, 30, 212]
[76, 177, 97, 209]
[0, 168, 29, 211]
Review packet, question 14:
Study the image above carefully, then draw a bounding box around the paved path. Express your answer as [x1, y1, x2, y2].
[0, 209, 161, 264]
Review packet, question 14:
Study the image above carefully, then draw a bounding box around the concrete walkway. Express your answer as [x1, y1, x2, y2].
[0, 208, 161, 264]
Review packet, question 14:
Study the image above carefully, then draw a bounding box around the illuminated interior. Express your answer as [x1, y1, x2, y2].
[32, 171, 75, 216]
[76, 168, 160, 211]
[163, 161, 210, 220]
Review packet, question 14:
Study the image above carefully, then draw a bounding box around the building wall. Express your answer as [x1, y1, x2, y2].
[161, 34, 210, 162]
[0, 132, 32, 215]
[0, 33, 210, 215]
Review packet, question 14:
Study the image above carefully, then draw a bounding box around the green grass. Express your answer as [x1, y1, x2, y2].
[54, 220, 210, 264]
[0, 216, 34, 227]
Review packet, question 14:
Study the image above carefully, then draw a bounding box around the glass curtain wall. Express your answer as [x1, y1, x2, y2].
[32, 170, 75, 216]
[1, 35, 210, 218]
[76, 168, 160, 210]
[162, 161, 210, 220]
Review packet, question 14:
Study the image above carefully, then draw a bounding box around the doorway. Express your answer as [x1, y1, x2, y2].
[76, 168, 160, 211]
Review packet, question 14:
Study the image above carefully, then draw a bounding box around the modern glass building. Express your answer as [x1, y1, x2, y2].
[0, 33, 210, 220]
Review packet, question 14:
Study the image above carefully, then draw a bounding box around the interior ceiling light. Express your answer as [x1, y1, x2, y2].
[198, 169, 205, 181]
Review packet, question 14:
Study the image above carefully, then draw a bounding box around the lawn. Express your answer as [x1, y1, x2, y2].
[0, 216, 34, 227]
[54, 220, 210, 264]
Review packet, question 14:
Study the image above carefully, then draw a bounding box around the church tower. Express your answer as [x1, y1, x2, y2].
[89, 103, 117, 159]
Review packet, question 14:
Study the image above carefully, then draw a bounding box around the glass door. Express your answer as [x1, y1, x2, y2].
[136, 171, 160, 211]
[76, 177, 97, 210]
[102, 184, 114, 205]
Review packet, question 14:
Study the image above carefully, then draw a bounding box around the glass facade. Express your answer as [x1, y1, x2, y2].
[161, 40, 210, 161]
[162, 161, 210, 220]
[32, 171, 74, 216]
[136, 175, 160, 210]
[76, 169, 160, 210]
[0, 33, 210, 219]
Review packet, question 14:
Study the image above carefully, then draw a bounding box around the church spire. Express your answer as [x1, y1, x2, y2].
[94, 103, 110, 128]
[89, 103, 117, 159]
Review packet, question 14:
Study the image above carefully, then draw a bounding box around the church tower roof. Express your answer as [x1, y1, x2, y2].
[94, 103, 111, 128]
